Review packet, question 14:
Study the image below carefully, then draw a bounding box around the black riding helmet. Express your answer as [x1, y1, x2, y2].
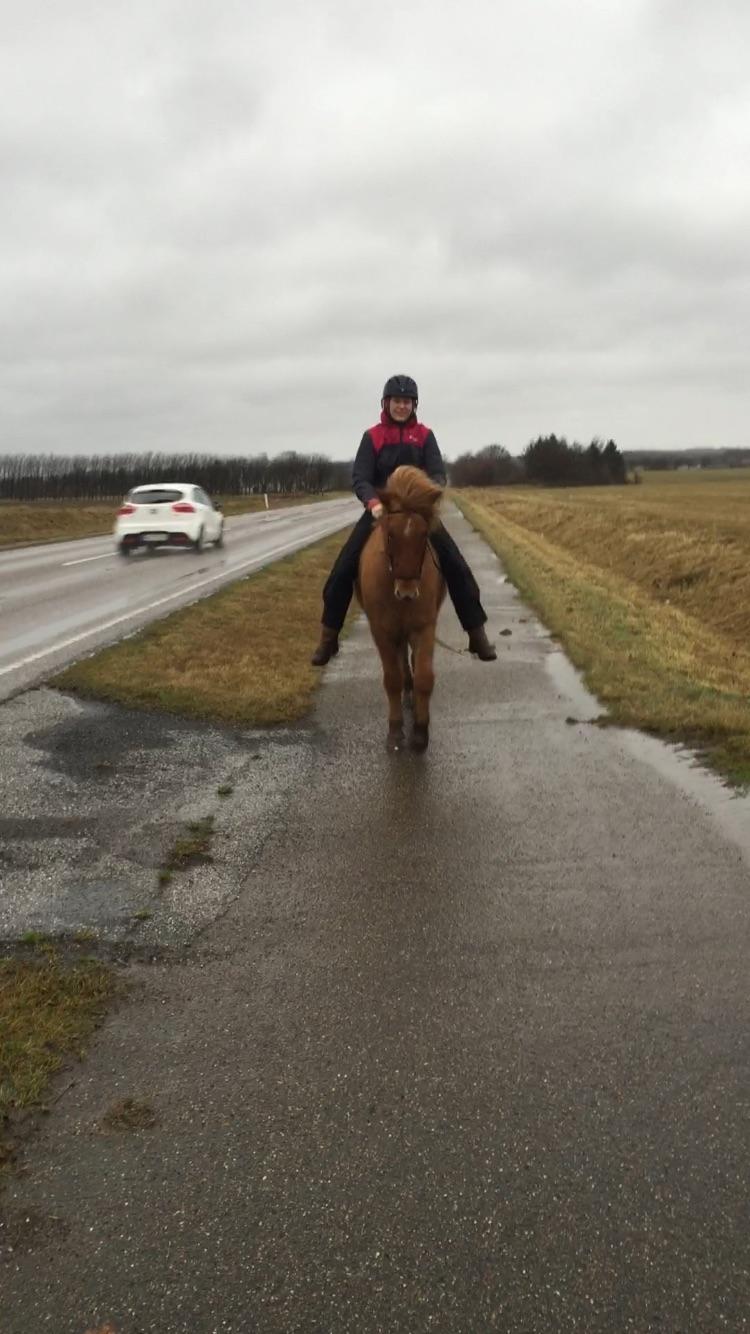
[382, 373, 418, 404]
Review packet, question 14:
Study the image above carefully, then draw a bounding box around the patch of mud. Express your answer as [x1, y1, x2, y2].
[100, 1098, 159, 1133]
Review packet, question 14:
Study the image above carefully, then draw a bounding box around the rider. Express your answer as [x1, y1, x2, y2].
[310, 374, 497, 665]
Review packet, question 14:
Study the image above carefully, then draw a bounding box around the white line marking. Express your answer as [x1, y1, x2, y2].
[62, 553, 114, 566]
[0, 522, 349, 678]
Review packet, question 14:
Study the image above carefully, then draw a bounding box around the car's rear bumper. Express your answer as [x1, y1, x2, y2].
[116, 529, 195, 548]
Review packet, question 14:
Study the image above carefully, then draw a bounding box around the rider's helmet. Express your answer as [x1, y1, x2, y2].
[382, 374, 418, 406]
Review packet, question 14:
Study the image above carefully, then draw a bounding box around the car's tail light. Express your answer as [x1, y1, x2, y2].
[172, 502, 196, 513]
[117, 504, 136, 516]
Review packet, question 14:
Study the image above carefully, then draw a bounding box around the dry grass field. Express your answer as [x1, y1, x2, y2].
[0, 493, 344, 548]
[455, 470, 750, 786]
[51, 528, 353, 726]
[0, 500, 120, 546]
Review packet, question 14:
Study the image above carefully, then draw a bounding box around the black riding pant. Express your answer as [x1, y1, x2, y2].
[322, 511, 487, 633]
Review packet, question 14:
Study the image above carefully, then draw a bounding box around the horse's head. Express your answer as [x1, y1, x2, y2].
[383, 508, 431, 599]
[380, 466, 442, 601]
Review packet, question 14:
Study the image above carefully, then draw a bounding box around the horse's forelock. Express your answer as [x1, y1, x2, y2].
[383, 466, 442, 520]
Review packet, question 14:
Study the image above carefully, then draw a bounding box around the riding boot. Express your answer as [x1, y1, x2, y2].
[310, 625, 340, 666]
[467, 625, 497, 661]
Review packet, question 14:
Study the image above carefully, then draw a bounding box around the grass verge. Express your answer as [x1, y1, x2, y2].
[455, 487, 750, 788]
[1, 947, 116, 1174]
[51, 528, 353, 726]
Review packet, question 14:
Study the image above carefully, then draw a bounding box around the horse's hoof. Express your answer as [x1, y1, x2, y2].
[410, 726, 429, 752]
[387, 728, 405, 753]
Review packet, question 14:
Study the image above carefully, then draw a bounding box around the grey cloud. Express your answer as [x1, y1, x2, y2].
[1, 0, 749, 458]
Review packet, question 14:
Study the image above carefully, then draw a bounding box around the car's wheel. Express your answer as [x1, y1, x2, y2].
[118, 542, 131, 558]
[214, 523, 224, 549]
[193, 527, 204, 553]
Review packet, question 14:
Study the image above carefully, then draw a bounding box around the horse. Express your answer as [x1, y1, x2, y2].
[356, 465, 446, 752]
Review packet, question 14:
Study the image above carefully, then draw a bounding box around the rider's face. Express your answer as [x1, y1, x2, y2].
[387, 396, 415, 422]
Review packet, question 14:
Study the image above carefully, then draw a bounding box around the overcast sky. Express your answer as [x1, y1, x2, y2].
[2, 0, 748, 460]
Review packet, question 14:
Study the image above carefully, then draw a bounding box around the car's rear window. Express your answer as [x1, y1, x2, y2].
[126, 489, 185, 505]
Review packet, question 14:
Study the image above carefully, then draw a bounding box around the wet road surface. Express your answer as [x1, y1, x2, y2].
[0, 497, 357, 701]
[1, 508, 749, 1331]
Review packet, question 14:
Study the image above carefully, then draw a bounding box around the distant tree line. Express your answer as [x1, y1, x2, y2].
[623, 447, 750, 470]
[450, 435, 627, 487]
[449, 445, 524, 487]
[0, 451, 352, 502]
[2, 432, 659, 503]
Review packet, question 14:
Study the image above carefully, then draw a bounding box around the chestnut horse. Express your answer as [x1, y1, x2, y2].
[356, 465, 446, 752]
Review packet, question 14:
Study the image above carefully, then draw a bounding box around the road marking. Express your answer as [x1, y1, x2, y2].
[62, 553, 114, 566]
[0, 521, 349, 678]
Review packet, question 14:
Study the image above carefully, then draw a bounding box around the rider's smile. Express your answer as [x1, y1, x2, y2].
[388, 398, 413, 422]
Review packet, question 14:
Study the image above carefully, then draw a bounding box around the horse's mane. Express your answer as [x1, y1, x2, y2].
[382, 466, 443, 521]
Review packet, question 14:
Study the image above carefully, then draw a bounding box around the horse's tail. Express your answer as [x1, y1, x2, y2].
[383, 465, 443, 524]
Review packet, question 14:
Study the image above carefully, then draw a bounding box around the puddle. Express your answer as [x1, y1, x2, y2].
[544, 644, 750, 866]
[24, 706, 172, 779]
[620, 729, 750, 865]
[544, 649, 603, 722]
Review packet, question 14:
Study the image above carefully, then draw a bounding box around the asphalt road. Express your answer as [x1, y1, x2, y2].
[1, 508, 749, 1332]
[0, 497, 358, 701]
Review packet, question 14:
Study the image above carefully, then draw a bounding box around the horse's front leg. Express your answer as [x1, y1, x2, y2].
[410, 626, 437, 751]
[376, 637, 405, 750]
[402, 643, 414, 713]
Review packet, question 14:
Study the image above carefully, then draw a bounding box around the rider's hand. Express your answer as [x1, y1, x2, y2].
[370, 502, 384, 521]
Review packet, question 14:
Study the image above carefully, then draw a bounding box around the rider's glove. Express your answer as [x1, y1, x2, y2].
[369, 502, 384, 521]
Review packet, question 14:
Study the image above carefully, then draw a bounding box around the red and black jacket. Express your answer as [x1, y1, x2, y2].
[352, 411, 447, 510]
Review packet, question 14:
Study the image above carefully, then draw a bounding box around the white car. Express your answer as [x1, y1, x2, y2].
[115, 482, 225, 556]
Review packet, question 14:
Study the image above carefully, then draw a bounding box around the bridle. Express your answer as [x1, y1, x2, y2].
[382, 507, 437, 582]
